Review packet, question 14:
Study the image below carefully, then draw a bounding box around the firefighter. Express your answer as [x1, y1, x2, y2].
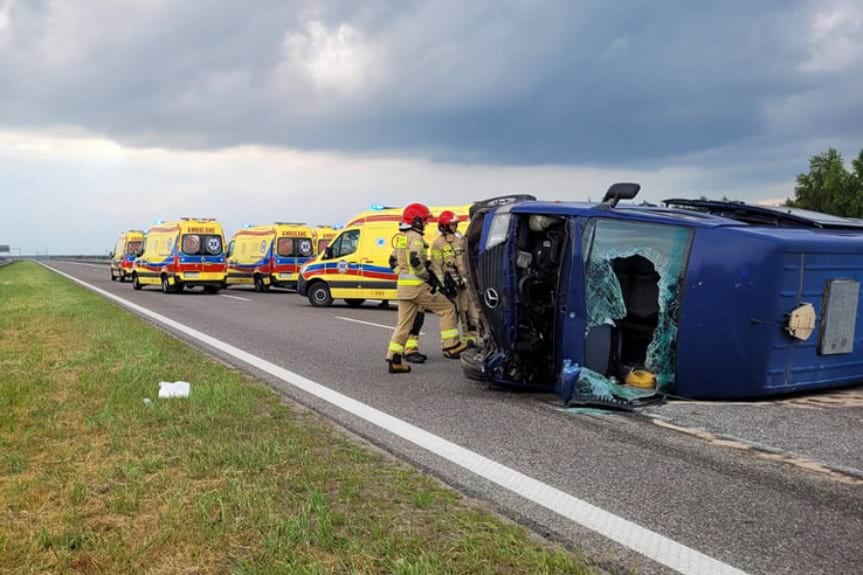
[386, 203, 469, 373]
[431, 211, 479, 344]
[430, 211, 479, 344]
[389, 230, 428, 364]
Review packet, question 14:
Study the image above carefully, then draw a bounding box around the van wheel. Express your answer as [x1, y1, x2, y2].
[119, 270, 126, 282]
[110, 271, 117, 282]
[161, 275, 174, 294]
[254, 275, 264, 292]
[132, 274, 142, 290]
[204, 285, 221, 294]
[345, 299, 366, 308]
[308, 282, 333, 307]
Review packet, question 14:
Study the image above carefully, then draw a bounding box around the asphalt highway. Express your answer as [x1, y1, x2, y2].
[48, 261, 863, 575]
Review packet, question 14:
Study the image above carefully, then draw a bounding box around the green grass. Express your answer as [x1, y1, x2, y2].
[0, 262, 593, 574]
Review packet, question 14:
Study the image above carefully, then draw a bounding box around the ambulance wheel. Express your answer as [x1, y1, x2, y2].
[132, 274, 142, 290]
[119, 271, 126, 282]
[110, 272, 117, 282]
[254, 275, 264, 292]
[204, 285, 221, 294]
[308, 282, 333, 307]
[161, 275, 176, 294]
[345, 299, 366, 308]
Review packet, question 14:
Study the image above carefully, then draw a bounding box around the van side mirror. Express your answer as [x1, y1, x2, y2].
[601, 182, 641, 208]
[109, 251, 114, 258]
[324, 246, 333, 259]
[136, 248, 145, 258]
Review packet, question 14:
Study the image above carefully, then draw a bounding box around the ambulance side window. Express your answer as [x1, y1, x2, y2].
[330, 230, 360, 259]
[277, 238, 294, 256]
[297, 238, 313, 257]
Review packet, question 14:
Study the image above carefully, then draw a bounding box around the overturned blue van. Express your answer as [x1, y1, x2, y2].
[461, 185, 863, 403]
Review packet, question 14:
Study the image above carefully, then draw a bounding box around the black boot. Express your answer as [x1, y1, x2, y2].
[442, 341, 470, 359]
[405, 351, 427, 364]
[388, 354, 412, 374]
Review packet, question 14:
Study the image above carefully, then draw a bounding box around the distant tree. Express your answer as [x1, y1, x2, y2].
[786, 148, 863, 217]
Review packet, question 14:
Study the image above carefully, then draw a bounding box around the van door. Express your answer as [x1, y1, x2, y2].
[326, 229, 362, 296]
[358, 224, 397, 299]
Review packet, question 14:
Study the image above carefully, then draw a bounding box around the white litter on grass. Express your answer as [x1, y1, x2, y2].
[143, 398, 153, 408]
[158, 381, 190, 399]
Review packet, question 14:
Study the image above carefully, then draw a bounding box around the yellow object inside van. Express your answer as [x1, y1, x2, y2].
[298, 205, 470, 307]
[132, 218, 227, 294]
[226, 223, 315, 291]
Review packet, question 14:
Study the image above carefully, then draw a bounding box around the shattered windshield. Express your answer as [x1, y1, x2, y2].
[583, 218, 693, 392]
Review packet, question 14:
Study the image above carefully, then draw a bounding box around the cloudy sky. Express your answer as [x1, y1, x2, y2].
[0, 0, 861, 254]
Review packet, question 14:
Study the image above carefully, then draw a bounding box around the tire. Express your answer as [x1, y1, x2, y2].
[119, 270, 126, 282]
[110, 271, 117, 282]
[254, 275, 264, 292]
[345, 299, 366, 308]
[204, 285, 221, 294]
[132, 274, 142, 290]
[161, 275, 173, 294]
[308, 282, 333, 307]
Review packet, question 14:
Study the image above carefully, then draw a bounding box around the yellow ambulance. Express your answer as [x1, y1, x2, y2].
[313, 225, 341, 255]
[226, 223, 315, 291]
[132, 218, 227, 294]
[298, 204, 471, 307]
[110, 229, 144, 282]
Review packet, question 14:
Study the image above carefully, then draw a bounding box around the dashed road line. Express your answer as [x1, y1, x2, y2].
[221, 294, 251, 301]
[335, 315, 425, 335]
[43, 263, 750, 575]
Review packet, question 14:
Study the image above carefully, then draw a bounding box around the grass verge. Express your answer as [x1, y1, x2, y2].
[0, 262, 593, 574]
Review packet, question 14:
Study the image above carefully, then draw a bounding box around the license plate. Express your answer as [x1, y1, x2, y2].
[280, 273, 294, 278]
[185, 272, 200, 278]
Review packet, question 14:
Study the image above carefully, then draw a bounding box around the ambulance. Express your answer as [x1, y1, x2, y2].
[226, 223, 315, 291]
[109, 229, 144, 282]
[313, 225, 341, 255]
[132, 218, 227, 293]
[298, 204, 471, 307]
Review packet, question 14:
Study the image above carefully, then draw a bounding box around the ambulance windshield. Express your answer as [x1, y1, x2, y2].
[125, 241, 142, 255]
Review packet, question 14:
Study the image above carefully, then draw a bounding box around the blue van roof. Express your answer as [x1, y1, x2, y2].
[509, 200, 863, 235]
[509, 201, 735, 228]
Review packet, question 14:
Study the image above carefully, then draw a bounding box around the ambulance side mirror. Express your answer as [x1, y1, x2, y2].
[109, 251, 114, 258]
[136, 247, 145, 258]
[324, 246, 333, 259]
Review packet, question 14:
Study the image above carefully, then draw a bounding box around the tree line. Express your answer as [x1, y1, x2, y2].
[787, 148, 863, 218]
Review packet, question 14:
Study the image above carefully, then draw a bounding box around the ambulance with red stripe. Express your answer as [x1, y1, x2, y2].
[298, 205, 471, 307]
[226, 223, 315, 291]
[131, 218, 227, 293]
[109, 229, 144, 282]
[313, 225, 340, 255]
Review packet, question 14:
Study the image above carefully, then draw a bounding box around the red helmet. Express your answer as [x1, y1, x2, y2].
[402, 203, 431, 229]
[438, 210, 458, 232]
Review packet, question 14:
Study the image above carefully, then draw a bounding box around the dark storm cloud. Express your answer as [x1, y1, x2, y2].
[0, 0, 859, 168]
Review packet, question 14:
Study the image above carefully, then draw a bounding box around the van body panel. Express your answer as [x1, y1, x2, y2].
[298, 206, 470, 305]
[133, 219, 227, 289]
[110, 230, 144, 280]
[463, 198, 863, 400]
[227, 224, 315, 288]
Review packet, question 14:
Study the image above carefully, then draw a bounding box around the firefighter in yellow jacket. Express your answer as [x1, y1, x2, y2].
[387, 203, 469, 373]
[430, 210, 479, 344]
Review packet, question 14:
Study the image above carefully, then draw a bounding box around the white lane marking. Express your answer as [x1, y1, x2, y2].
[335, 316, 425, 336]
[221, 294, 251, 301]
[42, 263, 749, 575]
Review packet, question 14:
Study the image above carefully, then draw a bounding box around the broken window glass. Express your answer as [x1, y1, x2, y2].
[584, 219, 692, 391]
